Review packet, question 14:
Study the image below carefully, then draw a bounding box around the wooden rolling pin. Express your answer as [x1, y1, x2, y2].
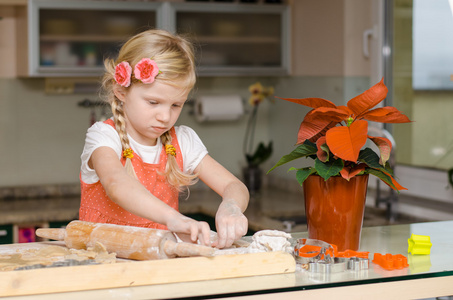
[36, 220, 214, 260]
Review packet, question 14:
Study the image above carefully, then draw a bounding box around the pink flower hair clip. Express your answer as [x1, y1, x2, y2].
[114, 61, 132, 87]
[134, 58, 161, 84]
[114, 58, 161, 87]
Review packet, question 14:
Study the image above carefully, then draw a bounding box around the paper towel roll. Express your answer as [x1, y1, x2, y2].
[195, 95, 244, 122]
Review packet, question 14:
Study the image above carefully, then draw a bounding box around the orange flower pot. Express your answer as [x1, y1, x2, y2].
[303, 174, 369, 251]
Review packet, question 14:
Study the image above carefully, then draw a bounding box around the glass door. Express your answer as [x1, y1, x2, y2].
[376, 0, 453, 200]
[391, 0, 453, 170]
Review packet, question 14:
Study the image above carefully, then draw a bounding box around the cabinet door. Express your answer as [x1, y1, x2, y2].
[48, 221, 70, 229]
[26, 0, 162, 77]
[170, 3, 291, 76]
[0, 225, 13, 245]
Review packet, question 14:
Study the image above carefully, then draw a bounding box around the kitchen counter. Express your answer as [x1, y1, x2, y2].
[180, 187, 308, 232]
[0, 187, 307, 232]
[0, 196, 80, 226]
[2, 220, 453, 299]
[0, 187, 427, 233]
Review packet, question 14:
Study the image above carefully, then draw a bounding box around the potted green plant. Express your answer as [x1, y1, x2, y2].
[268, 78, 411, 250]
[243, 82, 274, 194]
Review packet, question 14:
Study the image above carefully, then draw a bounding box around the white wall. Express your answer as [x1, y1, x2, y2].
[0, 78, 93, 186]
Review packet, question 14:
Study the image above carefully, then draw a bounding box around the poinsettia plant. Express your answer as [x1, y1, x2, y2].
[268, 78, 411, 191]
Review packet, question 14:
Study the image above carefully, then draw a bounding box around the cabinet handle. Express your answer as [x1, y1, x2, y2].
[362, 26, 376, 59]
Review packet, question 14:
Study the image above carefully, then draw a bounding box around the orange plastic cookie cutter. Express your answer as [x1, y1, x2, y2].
[337, 249, 370, 259]
[297, 245, 322, 257]
[372, 253, 409, 270]
[323, 243, 369, 259]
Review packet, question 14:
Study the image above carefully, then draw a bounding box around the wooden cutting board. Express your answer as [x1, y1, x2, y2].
[0, 242, 295, 297]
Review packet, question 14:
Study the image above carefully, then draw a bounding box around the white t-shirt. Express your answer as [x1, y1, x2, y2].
[80, 121, 208, 184]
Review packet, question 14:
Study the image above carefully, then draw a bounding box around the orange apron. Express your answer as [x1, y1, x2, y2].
[79, 119, 183, 229]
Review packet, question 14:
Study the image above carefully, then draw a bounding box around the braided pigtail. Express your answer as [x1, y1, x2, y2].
[161, 131, 198, 191]
[101, 57, 137, 179]
[111, 98, 138, 179]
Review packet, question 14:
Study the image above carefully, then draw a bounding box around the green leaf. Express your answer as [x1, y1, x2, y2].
[247, 141, 273, 166]
[358, 148, 381, 168]
[267, 140, 317, 173]
[314, 157, 344, 180]
[383, 161, 395, 176]
[358, 148, 394, 175]
[359, 148, 396, 176]
[296, 168, 317, 186]
[366, 168, 399, 191]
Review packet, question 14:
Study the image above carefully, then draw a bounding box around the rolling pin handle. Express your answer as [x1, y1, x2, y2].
[163, 239, 215, 258]
[35, 228, 66, 241]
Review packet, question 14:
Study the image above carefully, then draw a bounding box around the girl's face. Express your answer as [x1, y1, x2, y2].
[114, 81, 190, 146]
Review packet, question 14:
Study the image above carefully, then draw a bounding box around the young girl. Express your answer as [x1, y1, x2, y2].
[79, 29, 249, 248]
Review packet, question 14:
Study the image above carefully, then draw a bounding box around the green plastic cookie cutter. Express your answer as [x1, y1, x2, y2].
[408, 234, 432, 255]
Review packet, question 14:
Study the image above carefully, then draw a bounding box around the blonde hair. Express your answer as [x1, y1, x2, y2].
[100, 29, 198, 190]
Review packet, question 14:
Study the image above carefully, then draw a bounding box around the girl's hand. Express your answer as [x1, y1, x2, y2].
[214, 199, 248, 249]
[166, 214, 211, 246]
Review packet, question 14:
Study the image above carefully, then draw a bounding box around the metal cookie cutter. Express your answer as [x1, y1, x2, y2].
[294, 238, 369, 273]
[308, 257, 349, 273]
[348, 257, 370, 271]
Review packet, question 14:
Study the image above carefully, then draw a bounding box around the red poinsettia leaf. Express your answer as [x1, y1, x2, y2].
[368, 135, 392, 166]
[340, 164, 366, 180]
[326, 120, 368, 162]
[278, 97, 337, 109]
[297, 120, 330, 144]
[347, 78, 388, 117]
[337, 105, 353, 115]
[316, 136, 328, 162]
[308, 121, 337, 143]
[296, 108, 347, 144]
[309, 107, 350, 121]
[297, 110, 332, 144]
[362, 107, 411, 123]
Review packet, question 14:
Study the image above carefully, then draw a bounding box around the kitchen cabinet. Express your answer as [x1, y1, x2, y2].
[15, 223, 47, 243]
[16, 0, 290, 77]
[0, 223, 46, 244]
[48, 220, 70, 229]
[0, 225, 13, 245]
[0, 194, 78, 245]
[0, 221, 71, 244]
[169, 2, 291, 76]
[20, 0, 161, 77]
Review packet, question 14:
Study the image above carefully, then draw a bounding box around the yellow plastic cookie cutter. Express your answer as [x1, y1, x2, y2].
[408, 234, 432, 255]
